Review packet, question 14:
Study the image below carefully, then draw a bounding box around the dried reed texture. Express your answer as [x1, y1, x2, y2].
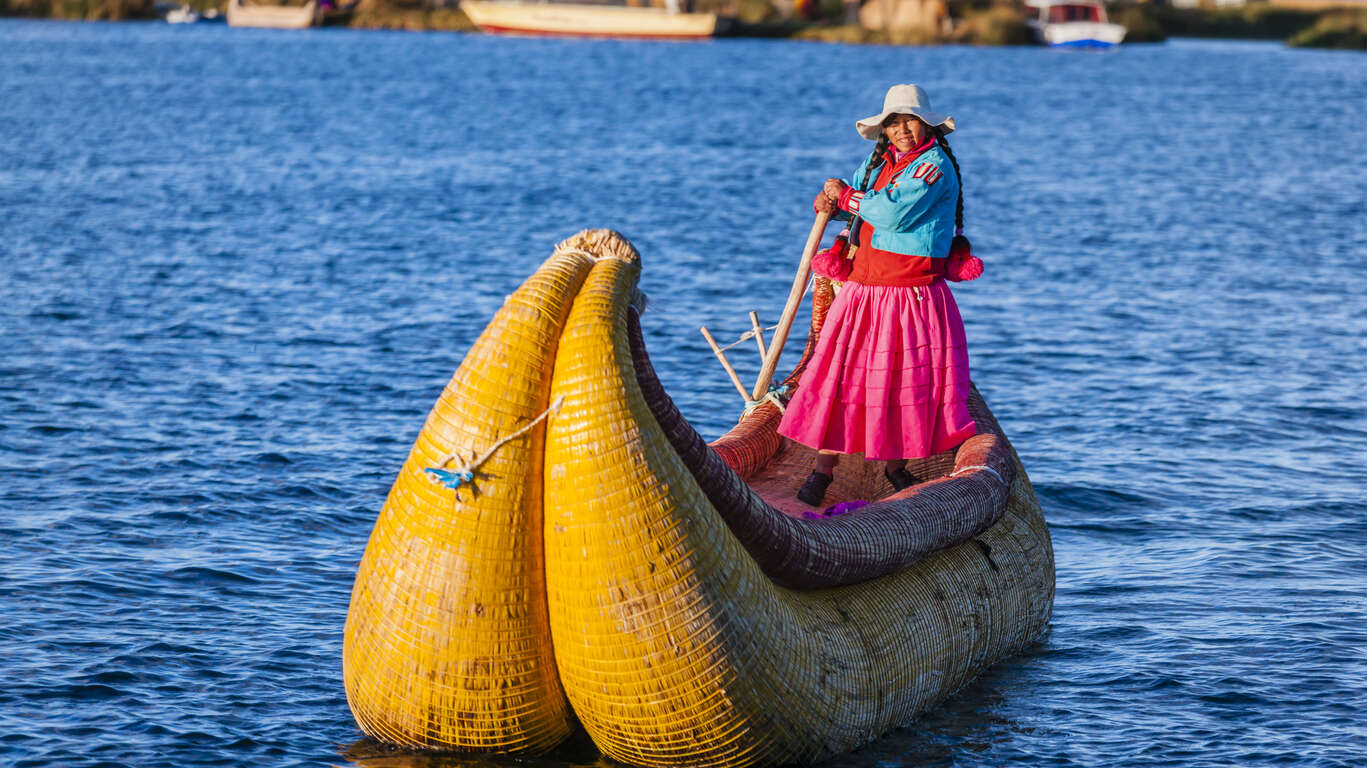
[544, 234, 1054, 767]
[342, 248, 594, 752]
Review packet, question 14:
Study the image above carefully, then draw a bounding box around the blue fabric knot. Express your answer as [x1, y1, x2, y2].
[425, 468, 474, 489]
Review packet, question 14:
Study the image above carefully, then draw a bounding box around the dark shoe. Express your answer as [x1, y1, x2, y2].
[797, 471, 834, 506]
[884, 467, 916, 491]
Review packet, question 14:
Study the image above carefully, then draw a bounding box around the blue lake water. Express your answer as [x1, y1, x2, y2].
[2, 19, 1365, 768]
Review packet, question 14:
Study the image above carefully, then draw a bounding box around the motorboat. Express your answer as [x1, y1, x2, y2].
[165, 3, 201, 22]
[460, 0, 722, 40]
[1025, 0, 1126, 48]
[226, 0, 319, 29]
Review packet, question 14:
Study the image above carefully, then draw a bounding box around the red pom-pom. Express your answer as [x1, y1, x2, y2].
[811, 239, 852, 281]
[947, 255, 983, 282]
[945, 234, 983, 282]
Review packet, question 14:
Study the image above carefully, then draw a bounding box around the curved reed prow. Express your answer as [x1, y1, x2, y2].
[342, 245, 596, 753]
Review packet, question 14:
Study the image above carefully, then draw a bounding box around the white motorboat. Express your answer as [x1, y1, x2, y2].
[1024, 0, 1126, 48]
[165, 4, 201, 22]
[226, 0, 319, 28]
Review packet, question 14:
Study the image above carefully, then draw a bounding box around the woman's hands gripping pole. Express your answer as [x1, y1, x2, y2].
[813, 178, 849, 215]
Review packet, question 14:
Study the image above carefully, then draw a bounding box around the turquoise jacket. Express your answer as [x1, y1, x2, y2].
[839, 141, 959, 259]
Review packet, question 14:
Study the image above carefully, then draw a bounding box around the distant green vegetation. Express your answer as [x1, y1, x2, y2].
[1286, 8, 1367, 47]
[955, 4, 1034, 44]
[1113, 3, 1366, 49]
[1105, 3, 1165, 42]
[1135, 3, 1321, 40]
[0, 0, 153, 20]
[347, 3, 475, 30]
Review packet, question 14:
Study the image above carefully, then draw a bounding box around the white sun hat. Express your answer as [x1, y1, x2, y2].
[855, 84, 956, 140]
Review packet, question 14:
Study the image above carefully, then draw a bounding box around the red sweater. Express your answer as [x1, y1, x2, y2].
[840, 139, 947, 287]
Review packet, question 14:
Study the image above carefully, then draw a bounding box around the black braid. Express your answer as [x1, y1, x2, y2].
[847, 133, 889, 249]
[935, 127, 965, 234]
[860, 134, 891, 191]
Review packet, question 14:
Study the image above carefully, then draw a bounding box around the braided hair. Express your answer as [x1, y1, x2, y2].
[929, 125, 973, 254]
[859, 134, 891, 192]
[846, 133, 890, 248]
[935, 125, 967, 236]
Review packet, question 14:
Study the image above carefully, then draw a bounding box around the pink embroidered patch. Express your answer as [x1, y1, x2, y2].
[912, 163, 941, 185]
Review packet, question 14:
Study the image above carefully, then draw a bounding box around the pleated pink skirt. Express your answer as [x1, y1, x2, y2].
[777, 280, 976, 461]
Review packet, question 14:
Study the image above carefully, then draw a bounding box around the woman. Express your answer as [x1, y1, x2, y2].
[777, 84, 981, 506]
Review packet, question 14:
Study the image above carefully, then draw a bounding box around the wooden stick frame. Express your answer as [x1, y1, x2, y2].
[700, 325, 751, 402]
[748, 311, 768, 360]
[752, 211, 831, 400]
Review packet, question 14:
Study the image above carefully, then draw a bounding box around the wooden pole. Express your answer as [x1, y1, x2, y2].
[700, 326, 751, 403]
[752, 211, 831, 401]
[748, 311, 768, 360]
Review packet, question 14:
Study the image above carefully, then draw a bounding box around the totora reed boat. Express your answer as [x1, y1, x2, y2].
[342, 229, 1055, 766]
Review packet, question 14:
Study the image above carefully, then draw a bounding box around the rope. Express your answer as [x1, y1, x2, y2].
[719, 324, 781, 353]
[425, 397, 566, 491]
[743, 386, 789, 416]
[950, 464, 1006, 485]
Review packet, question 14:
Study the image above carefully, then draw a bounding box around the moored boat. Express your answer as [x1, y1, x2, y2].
[460, 0, 721, 39]
[1025, 0, 1126, 47]
[165, 4, 201, 23]
[226, 0, 319, 28]
[342, 229, 1055, 766]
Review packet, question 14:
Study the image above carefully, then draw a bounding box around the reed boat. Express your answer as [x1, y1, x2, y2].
[226, 0, 318, 28]
[460, 0, 721, 40]
[342, 229, 1055, 766]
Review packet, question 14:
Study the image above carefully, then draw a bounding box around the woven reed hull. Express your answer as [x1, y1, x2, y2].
[542, 231, 1054, 767]
[343, 229, 1054, 766]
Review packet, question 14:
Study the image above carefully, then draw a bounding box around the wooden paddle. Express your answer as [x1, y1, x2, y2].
[751, 210, 832, 401]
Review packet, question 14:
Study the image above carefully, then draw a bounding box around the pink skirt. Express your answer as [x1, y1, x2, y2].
[777, 280, 976, 461]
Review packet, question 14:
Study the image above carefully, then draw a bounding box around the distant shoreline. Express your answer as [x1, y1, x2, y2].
[1, 1, 1362, 49]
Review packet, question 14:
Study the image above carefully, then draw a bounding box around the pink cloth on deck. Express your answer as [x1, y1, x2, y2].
[777, 280, 976, 461]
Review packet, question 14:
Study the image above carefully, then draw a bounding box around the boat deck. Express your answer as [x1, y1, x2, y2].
[748, 438, 959, 518]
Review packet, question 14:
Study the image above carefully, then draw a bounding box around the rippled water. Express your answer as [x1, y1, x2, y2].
[2, 20, 1364, 768]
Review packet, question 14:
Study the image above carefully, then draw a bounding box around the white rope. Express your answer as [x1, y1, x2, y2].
[743, 388, 788, 416]
[719, 324, 781, 353]
[950, 464, 1005, 485]
[731, 273, 816, 350]
[426, 397, 565, 490]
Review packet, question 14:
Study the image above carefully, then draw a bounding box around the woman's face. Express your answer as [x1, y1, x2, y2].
[883, 114, 928, 153]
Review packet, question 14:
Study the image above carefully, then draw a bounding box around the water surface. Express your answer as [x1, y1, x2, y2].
[1, 22, 1365, 768]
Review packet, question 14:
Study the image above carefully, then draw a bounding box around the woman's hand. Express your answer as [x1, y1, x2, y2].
[813, 190, 836, 214]
[823, 178, 848, 200]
